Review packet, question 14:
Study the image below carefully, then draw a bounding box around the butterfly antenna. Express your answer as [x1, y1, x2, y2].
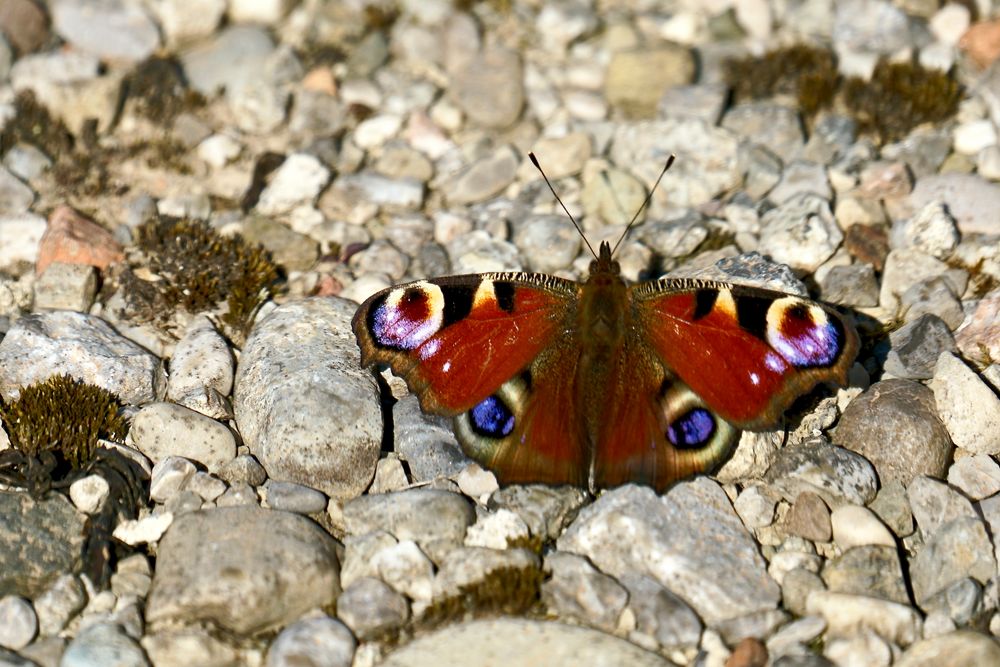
[610, 154, 675, 256]
[529, 152, 598, 260]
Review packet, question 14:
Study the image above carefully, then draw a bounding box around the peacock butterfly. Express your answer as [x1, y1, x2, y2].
[352, 154, 859, 492]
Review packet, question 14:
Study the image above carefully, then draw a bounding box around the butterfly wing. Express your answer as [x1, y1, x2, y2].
[353, 273, 590, 486]
[633, 279, 859, 428]
[592, 279, 858, 491]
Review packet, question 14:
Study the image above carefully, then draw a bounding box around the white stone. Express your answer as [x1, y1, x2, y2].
[150, 456, 198, 504]
[953, 119, 997, 155]
[353, 114, 403, 149]
[900, 200, 959, 260]
[0, 213, 46, 269]
[127, 402, 237, 472]
[930, 352, 1000, 455]
[196, 133, 242, 168]
[977, 145, 1000, 180]
[372, 540, 434, 602]
[34, 574, 87, 636]
[455, 463, 499, 500]
[0, 596, 37, 650]
[948, 454, 1000, 500]
[69, 475, 111, 514]
[256, 153, 330, 215]
[464, 509, 530, 550]
[806, 591, 922, 646]
[830, 505, 895, 550]
[166, 316, 234, 401]
[227, 0, 296, 24]
[151, 0, 226, 45]
[733, 485, 778, 529]
[113, 511, 175, 546]
[824, 630, 892, 667]
[929, 3, 971, 45]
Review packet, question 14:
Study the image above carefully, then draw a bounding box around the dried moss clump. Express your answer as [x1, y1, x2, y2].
[0, 91, 76, 159]
[129, 217, 279, 341]
[420, 565, 544, 628]
[842, 59, 962, 143]
[725, 45, 839, 116]
[0, 375, 126, 468]
[124, 55, 205, 124]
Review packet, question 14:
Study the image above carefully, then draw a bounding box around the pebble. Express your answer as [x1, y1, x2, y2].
[337, 577, 409, 640]
[758, 193, 842, 273]
[464, 509, 530, 550]
[242, 216, 319, 272]
[146, 506, 341, 635]
[166, 316, 233, 402]
[61, 622, 149, 667]
[907, 173, 1000, 235]
[0, 167, 33, 215]
[36, 206, 123, 275]
[895, 630, 1000, 666]
[33, 574, 86, 636]
[558, 480, 780, 627]
[441, 144, 520, 205]
[784, 492, 832, 543]
[431, 545, 540, 603]
[721, 102, 805, 162]
[542, 552, 629, 631]
[900, 277, 964, 330]
[112, 511, 174, 546]
[371, 541, 435, 604]
[819, 264, 879, 307]
[33, 262, 97, 312]
[449, 47, 524, 128]
[605, 45, 695, 117]
[609, 119, 740, 208]
[830, 505, 895, 550]
[234, 298, 381, 500]
[263, 480, 328, 514]
[929, 352, 1000, 455]
[0, 596, 36, 650]
[127, 402, 236, 473]
[0, 214, 46, 269]
[948, 455, 1000, 500]
[380, 618, 673, 666]
[140, 628, 239, 667]
[149, 457, 197, 505]
[910, 517, 997, 606]
[0, 491, 87, 599]
[344, 488, 475, 550]
[882, 314, 957, 381]
[51, 0, 159, 62]
[390, 404, 465, 485]
[764, 438, 878, 508]
[822, 545, 909, 604]
[488, 485, 589, 541]
[956, 292, 1000, 366]
[333, 171, 425, 210]
[0, 311, 165, 405]
[369, 456, 410, 494]
[179, 25, 275, 96]
[265, 615, 356, 667]
[256, 153, 331, 216]
[513, 214, 582, 273]
[622, 573, 702, 650]
[832, 380, 952, 486]
[806, 591, 921, 646]
[68, 474, 110, 514]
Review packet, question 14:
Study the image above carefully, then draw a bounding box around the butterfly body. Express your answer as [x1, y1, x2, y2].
[353, 241, 858, 493]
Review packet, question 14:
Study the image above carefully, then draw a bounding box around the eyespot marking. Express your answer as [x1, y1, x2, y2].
[766, 297, 840, 368]
[369, 282, 444, 351]
[469, 395, 515, 439]
[667, 408, 716, 449]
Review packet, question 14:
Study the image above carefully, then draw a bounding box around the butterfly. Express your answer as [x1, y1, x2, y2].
[352, 155, 859, 493]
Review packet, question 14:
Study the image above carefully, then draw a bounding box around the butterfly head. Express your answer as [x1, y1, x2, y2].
[589, 241, 620, 278]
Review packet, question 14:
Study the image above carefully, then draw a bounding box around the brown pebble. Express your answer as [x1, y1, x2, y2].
[36, 205, 124, 275]
[725, 637, 768, 667]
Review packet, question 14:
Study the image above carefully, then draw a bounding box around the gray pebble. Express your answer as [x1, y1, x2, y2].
[234, 298, 381, 500]
[833, 380, 952, 486]
[33, 263, 97, 312]
[166, 316, 233, 403]
[263, 480, 328, 514]
[0, 596, 36, 650]
[127, 402, 236, 473]
[542, 552, 628, 632]
[764, 438, 878, 508]
[60, 622, 148, 667]
[146, 506, 341, 635]
[910, 517, 996, 607]
[883, 314, 957, 381]
[337, 577, 410, 640]
[343, 488, 475, 549]
[265, 616, 355, 667]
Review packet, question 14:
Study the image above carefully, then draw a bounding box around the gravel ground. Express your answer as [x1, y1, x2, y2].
[1, 0, 1000, 666]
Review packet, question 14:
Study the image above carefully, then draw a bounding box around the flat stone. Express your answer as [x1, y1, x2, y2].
[883, 315, 957, 381]
[33, 262, 97, 312]
[907, 173, 1000, 235]
[758, 193, 843, 273]
[822, 545, 909, 604]
[166, 315, 233, 402]
[948, 455, 1000, 500]
[449, 47, 524, 128]
[721, 102, 805, 162]
[343, 488, 475, 549]
[542, 552, 629, 631]
[0, 311, 164, 405]
[441, 144, 519, 205]
[61, 622, 148, 667]
[911, 516, 997, 607]
[930, 352, 1000, 455]
[128, 402, 236, 473]
[380, 618, 674, 666]
[146, 506, 341, 635]
[764, 438, 878, 508]
[51, 0, 159, 62]
[558, 480, 779, 627]
[908, 475, 978, 539]
[830, 505, 895, 549]
[605, 45, 695, 118]
[621, 574, 703, 651]
[337, 577, 409, 640]
[806, 591, 921, 647]
[895, 630, 1000, 667]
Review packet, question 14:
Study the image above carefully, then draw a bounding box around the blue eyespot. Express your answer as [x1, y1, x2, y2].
[469, 395, 515, 439]
[667, 408, 715, 449]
